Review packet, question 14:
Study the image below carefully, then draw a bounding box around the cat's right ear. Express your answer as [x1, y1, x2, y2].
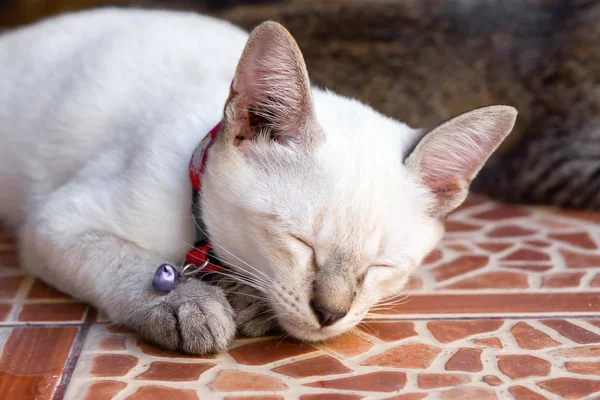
[405, 105, 517, 217]
[222, 21, 321, 151]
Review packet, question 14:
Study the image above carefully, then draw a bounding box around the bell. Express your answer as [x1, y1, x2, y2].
[152, 264, 179, 293]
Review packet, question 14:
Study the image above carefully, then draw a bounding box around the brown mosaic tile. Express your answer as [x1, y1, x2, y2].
[548, 232, 597, 249]
[357, 321, 417, 342]
[300, 395, 362, 400]
[525, 240, 552, 248]
[487, 225, 536, 237]
[444, 271, 528, 289]
[0, 327, 78, 399]
[136, 339, 199, 359]
[440, 387, 497, 400]
[482, 375, 503, 386]
[0, 250, 18, 268]
[542, 272, 585, 288]
[501, 248, 551, 262]
[500, 264, 553, 273]
[552, 346, 600, 358]
[306, 371, 406, 392]
[128, 385, 198, 400]
[324, 333, 373, 357]
[432, 255, 488, 282]
[272, 355, 352, 378]
[560, 248, 600, 268]
[587, 319, 600, 329]
[227, 397, 284, 400]
[209, 370, 287, 392]
[106, 324, 134, 334]
[229, 339, 317, 365]
[510, 322, 561, 350]
[27, 279, 70, 299]
[445, 348, 483, 372]
[362, 343, 441, 369]
[99, 336, 127, 351]
[565, 361, 600, 376]
[384, 394, 427, 400]
[538, 377, 600, 399]
[445, 221, 481, 232]
[454, 195, 487, 211]
[423, 250, 444, 265]
[428, 320, 503, 343]
[447, 244, 470, 252]
[541, 319, 600, 344]
[475, 242, 514, 253]
[473, 337, 503, 349]
[84, 381, 127, 400]
[387, 293, 600, 314]
[417, 373, 470, 389]
[18, 302, 87, 322]
[91, 354, 138, 377]
[558, 209, 600, 223]
[472, 205, 530, 220]
[498, 355, 551, 379]
[0, 305, 11, 322]
[508, 386, 548, 400]
[136, 361, 215, 381]
[0, 276, 24, 299]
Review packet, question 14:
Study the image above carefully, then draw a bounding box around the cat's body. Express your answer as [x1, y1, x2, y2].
[0, 8, 516, 354]
[0, 9, 248, 352]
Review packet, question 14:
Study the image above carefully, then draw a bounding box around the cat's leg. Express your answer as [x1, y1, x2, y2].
[19, 196, 235, 355]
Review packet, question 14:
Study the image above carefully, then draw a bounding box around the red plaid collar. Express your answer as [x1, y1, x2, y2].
[186, 122, 223, 274]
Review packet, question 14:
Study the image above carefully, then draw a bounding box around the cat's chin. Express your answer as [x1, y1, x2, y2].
[277, 317, 355, 343]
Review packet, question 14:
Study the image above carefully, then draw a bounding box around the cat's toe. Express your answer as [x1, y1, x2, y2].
[176, 287, 236, 354]
[138, 281, 236, 355]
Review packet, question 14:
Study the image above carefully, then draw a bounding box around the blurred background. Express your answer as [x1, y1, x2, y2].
[0, 0, 598, 158]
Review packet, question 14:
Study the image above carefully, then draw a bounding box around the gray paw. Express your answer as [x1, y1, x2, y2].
[222, 281, 281, 337]
[137, 280, 236, 355]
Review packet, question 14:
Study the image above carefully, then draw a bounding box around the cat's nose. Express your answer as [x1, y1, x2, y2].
[310, 300, 347, 327]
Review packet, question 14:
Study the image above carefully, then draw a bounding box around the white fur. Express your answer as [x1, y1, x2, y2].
[0, 8, 513, 347]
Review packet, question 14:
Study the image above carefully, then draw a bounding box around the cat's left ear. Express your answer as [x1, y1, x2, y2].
[223, 21, 321, 150]
[406, 105, 517, 217]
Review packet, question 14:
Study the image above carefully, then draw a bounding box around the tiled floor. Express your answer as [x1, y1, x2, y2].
[1, 196, 600, 399]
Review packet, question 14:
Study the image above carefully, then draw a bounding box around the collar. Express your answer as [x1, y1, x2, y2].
[185, 121, 223, 274]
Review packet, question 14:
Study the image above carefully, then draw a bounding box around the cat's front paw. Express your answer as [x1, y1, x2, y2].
[137, 280, 236, 355]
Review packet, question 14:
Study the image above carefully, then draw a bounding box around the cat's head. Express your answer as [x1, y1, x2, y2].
[201, 21, 516, 341]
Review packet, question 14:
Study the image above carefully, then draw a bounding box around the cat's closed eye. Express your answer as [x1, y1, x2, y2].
[291, 235, 317, 265]
[370, 264, 396, 269]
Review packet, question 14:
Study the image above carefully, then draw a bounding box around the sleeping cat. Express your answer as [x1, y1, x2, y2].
[0, 8, 516, 354]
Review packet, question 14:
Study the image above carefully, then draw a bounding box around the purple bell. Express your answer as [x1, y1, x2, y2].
[153, 264, 179, 293]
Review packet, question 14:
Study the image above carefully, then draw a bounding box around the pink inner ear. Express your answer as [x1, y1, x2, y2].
[234, 28, 311, 138]
[417, 108, 516, 190]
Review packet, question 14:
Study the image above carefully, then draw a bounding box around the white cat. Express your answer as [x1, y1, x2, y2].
[0, 8, 516, 354]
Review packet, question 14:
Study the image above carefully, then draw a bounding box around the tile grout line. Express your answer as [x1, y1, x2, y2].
[52, 308, 98, 400]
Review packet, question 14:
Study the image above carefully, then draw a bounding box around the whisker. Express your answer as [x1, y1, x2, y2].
[192, 220, 274, 283]
[176, 240, 273, 291]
